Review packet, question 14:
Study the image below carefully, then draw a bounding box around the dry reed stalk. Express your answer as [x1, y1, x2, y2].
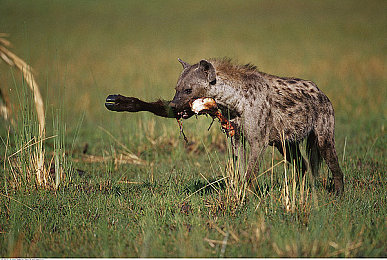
[0, 35, 45, 136]
[279, 131, 291, 212]
[0, 34, 48, 187]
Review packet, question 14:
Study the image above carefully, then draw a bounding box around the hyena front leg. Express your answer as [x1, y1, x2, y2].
[245, 143, 265, 183]
[230, 131, 247, 178]
[243, 110, 270, 183]
[244, 135, 270, 183]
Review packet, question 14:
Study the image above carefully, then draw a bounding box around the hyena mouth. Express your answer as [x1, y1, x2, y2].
[177, 98, 217, 119]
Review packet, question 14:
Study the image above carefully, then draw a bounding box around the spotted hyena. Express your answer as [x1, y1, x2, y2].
[105, 58, 344, 194]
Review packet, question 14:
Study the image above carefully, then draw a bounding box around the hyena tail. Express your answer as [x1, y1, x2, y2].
[306, 130, 322, 177]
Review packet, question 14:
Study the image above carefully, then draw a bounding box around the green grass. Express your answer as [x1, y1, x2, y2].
[0, 0, 386, 257]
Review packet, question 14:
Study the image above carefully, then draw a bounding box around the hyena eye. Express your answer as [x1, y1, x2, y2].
[184, 89, 192, 94]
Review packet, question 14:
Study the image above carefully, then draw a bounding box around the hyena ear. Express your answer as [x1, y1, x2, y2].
[178, 58, 190, 69]
[199, 60, 216, 85]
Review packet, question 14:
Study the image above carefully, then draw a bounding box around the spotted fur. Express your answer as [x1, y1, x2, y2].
[170, 58, 344, 194]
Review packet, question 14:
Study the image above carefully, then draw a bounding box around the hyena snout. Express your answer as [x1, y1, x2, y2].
[170, 93, 191, 110]
[170, 93, 195, 119]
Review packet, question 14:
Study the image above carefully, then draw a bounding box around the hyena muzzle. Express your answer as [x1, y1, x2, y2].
[105, 58, 344, 194]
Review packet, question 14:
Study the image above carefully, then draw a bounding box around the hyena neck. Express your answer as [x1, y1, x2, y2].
[206, 79, 246, 116]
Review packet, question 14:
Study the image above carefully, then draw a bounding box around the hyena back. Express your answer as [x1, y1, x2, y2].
[105, 58, 344, 194]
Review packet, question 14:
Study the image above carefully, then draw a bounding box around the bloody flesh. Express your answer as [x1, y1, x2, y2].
[176, 98, 235, 139]
[212, 110, 235, 137]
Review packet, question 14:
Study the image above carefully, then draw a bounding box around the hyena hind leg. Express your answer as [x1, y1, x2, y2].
[306, 131, 322, 178]
[275, 141, 308, 177]
[313, 126, 344, 194]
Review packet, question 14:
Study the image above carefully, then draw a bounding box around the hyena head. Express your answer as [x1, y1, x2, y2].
[170, 59, 217, 117]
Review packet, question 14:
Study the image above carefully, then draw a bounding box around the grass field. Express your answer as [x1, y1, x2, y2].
[0, 0, 386, 257]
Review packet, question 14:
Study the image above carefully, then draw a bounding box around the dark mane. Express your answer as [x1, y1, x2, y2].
[209, 58, 259, 79]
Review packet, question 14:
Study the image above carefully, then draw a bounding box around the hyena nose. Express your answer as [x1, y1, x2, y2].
[170, 96, 180, 108]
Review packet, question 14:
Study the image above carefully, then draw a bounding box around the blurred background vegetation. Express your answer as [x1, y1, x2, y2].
[1, 0, 385, 130]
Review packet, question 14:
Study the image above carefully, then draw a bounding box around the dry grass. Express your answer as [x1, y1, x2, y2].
[0, 34, 51, 188]
[73, 153, 145, 166]
[223, 156, 248, 206]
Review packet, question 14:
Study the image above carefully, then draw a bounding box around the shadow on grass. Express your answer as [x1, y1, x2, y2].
[183, 176, 226, 195]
